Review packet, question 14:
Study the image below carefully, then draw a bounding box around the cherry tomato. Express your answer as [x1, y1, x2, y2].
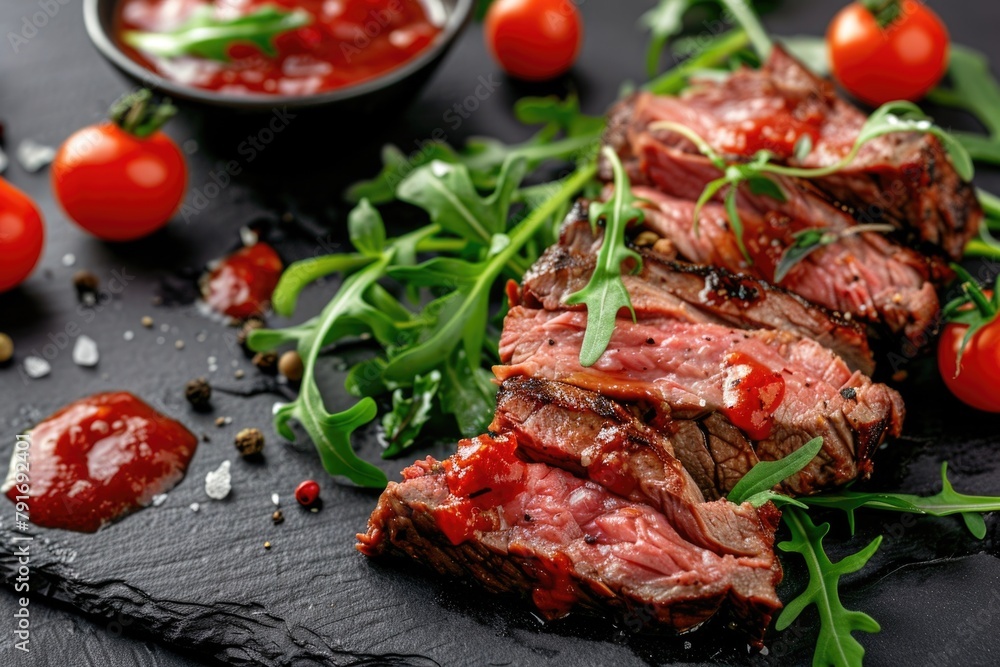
[52, 123, 186, 241]
[938, 305, 1000, 413]
[828, 1, 949, 106]
[485, 0, 583, 81]
[0, 179, 45, 292]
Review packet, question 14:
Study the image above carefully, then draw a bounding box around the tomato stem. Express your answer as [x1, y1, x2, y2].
[860, 0, 902, 27]
[109, 89, 177, 139]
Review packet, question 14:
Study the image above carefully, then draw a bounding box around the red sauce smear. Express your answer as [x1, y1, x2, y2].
[115, 0, 442, 96]
[710, 103, 823, 158]
[433, 434, 526, 545]
[528, 553, 578, 620]
[203, 242, 283, 319]
[4, 392, 198, 533]
[720, 351, 785, 440]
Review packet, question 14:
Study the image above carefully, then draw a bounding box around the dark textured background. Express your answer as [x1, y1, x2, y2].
[1, 1, 1000, 665]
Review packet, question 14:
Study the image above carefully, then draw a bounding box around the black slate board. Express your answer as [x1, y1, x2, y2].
[1, 1, 1000, 665]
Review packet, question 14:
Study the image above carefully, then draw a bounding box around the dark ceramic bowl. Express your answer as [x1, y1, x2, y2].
[83, 0, 475, 113]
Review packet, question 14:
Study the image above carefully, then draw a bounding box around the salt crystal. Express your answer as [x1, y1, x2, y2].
[72, 335, 99, 367]
[17, 139, 55, 172]
[240, 226, 259, 247]
[190, 502, 200, 512]
[23, 356, 50, 379]
[151, 493, 168, 507]
[123, 330, 134, 341]
[271, 493, 280, 506]
[205, 460, 232, 500]
[61, 253, 76, 267]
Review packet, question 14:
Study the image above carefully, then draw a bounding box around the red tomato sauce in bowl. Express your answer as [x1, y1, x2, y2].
[114, 0, 444, 97]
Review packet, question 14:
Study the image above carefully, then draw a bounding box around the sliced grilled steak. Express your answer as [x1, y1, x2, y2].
[496, 307, 904, 495]
[521, 203, 875, 374]
[358, 433, 782, 642]
[632, 182, 941, 344]
[491, 375, 781, 560]
[604, 45, 982, 259]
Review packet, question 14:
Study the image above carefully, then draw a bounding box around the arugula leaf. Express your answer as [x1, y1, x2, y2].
[773, 223, 895, 284]
[381, 371, 441, 458]
[777, 507, 882, 667]
[564, 148, 643, 366]
[346, 96, 603, 205]
[645, 29, 751, 95]
[640, 0, 697, 77]
[723, 187, 751, 265]
[260, 256, 392, 488]
[397, 157, 528, 247]
[123, 6, 311, 61]
[728, 436, 823, 504]
[348, 199, 386, 257]
[804, 462, 1000, 539]
[926, 46, 1000, 167]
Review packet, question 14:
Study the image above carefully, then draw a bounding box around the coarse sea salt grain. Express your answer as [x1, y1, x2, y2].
[72, 335, 99, 367]
[23, 356, 51, 379]
[123, 330, 134, 341]
[151, 493, 168, 507]
[205, 460, 232, 500]
[271, 493, 280, 506]
[61, 253, 76, 267]
[190, 502, 200, 512]
[17, 139, 55, 172]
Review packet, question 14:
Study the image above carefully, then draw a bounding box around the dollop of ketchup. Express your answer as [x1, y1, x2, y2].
[3, 392, 198, 533]
[720, 351, 786, 440]
[203, 243, 283, 319]
[434, 434, 527, 545]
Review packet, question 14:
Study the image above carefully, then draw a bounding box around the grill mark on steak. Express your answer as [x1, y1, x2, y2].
[497, 306, 904, 495]
[521, 205, 876, 374]
[358, 433, 782, 643]
[631, 179, 941, 345]
[604, 45, 982, 260]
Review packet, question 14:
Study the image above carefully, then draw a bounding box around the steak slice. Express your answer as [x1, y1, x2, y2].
[496, 306, 905, 495]
[521, 203, 875, 374]
[632, 181, 941, 344]
[604, 45, 982, 259]
[491, 375, 781, 560]
[358, 433, 782, 642]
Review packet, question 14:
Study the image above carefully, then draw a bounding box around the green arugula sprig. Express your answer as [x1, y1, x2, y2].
[564, 148, 644, 366]
[777, 507, 882, 667]
[773, 224, 895, 283]
[648, 101, 973, 271]
[727, 436, 822, 507]
[926, 46, 1000, 166]
[347, 95, 604, 205]
[249, 161, 598, 485]
[729, 441, 881, 667]
[803, 463, 1000, 539]
[124, 6, 311, 61]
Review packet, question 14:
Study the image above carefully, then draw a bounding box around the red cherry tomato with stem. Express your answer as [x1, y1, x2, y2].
[0, 179, 45, 292]
[52, 89, 187, 241]
[937, 277, 1000, 413]
[484, 0, 583, 81]
[827, 0, 949, 106]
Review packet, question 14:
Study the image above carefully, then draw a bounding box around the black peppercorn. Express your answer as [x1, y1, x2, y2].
[184, 377, 212, 411]
[234, 427, 265, 456]
[252, 351, 278, 375]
